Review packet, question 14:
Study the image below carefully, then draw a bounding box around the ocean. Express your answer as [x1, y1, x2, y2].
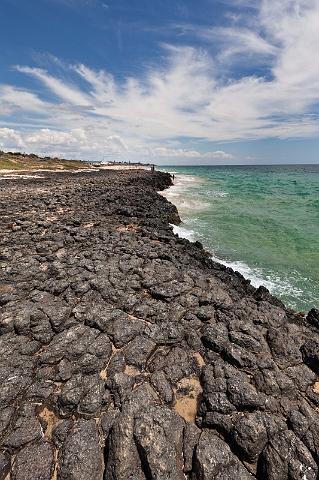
[160, 164, 319, 312]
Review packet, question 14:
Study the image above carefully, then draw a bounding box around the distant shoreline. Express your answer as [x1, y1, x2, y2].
[0, 150, 155, 174]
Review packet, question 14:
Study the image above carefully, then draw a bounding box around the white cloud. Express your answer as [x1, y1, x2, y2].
[16, 66, 90, 106]
[0, 0, 319, 162]
[150, 147, 233, 159]
[0, 128, 130, 158]
[0, 86, 47, 115]
[0, 128, 25, 149]
[194, 27, 278, 60]
[0, 127, 233, 162]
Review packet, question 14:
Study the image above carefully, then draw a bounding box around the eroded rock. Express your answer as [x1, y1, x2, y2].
[0, 169, 318, 480]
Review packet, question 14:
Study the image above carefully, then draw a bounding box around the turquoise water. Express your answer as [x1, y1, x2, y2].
[160, 165, 319, 312]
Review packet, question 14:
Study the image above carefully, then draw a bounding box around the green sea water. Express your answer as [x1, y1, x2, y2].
[160, 164, 319, 312]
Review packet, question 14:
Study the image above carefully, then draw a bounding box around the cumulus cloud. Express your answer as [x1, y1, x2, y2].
[1, 0, 319, 162]
[0, 126, 232, 163]
[0, 128, 25, 149]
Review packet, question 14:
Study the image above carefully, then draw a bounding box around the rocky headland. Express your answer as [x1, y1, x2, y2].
[0, 169, 318, 479]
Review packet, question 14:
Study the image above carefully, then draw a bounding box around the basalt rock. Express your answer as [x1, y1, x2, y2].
[0, 168, 318, 479]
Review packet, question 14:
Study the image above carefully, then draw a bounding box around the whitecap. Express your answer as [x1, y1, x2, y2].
[160, 173, 209, 213]
[171, 222, 304, 304]
[206, 190, 229, 198]
[171, 224, 196, 242]
[211, 256, 305, 301]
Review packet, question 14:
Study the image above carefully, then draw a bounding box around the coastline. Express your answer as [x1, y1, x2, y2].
[0, 169, 318, 479]
[160, 169, 319, 311]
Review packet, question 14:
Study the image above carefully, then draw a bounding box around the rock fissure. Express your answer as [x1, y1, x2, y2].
[0, 169, 318, 479]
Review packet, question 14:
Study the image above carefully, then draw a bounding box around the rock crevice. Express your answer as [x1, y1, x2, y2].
[0, 169, 318, 479]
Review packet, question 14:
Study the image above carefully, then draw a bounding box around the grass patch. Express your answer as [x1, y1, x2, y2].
[0, 152, 94, 171]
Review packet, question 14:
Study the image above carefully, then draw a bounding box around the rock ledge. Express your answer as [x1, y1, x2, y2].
[0, 169, 318, 479]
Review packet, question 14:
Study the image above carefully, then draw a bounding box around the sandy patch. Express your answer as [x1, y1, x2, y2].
[194, 352, 206, 368]
[99, 165, 152, 171]
[38, 406, 60, 440]
[173, 377, 202, 423]
[111, 344, 122, 353]
[0, 284, 14, 294]
[51, 449, 59, 480]
[116, 224, 141, 233]
[45, 214, 58, 222]
[125, 365, 141, 376]
[56, 248, 66, 258]
[0, 174, 44, 179]
[313, 382, 319, 394]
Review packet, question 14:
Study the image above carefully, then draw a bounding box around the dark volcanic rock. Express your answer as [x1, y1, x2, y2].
[12, 441, 54, 480]
[194, 430, 253, 479]
[0, 450, 10, 479]
[59, 419, 103, 480]
[0, 168, 318, 479]
[301, 340, 319, 374]
[307, 308, 319, 329]
[258, 430, 318, 479]
[133, 406, 185, 479]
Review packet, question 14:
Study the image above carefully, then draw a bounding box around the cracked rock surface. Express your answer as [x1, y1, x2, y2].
[0, 169, 318, 479]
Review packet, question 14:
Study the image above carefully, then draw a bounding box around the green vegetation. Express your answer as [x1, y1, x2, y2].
[0, 151, 95, 172]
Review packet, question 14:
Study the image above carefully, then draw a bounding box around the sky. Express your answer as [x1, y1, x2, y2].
[1, 0, 319, 165]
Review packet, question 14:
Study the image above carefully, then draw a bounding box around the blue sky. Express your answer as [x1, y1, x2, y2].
[1, 0, 319, 164]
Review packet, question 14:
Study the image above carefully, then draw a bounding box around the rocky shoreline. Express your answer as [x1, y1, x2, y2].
[0, 169, 318, 480]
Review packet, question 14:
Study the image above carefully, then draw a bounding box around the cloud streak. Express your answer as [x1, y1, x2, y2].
[1, 0, 319, 162]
